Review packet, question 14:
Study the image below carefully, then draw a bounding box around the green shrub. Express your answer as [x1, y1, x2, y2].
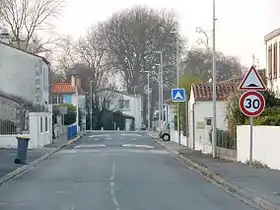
[244, 106, 280, 126]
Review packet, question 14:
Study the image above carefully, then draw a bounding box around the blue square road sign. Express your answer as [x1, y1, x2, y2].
[171, 88, 186, 102]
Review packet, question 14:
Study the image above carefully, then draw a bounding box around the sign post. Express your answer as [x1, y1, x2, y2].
[171, 88, 187, 145]
[238, 65, 266, 166]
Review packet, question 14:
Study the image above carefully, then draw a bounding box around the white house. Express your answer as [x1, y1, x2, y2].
[188, 81, 237, 154]
[0, 39, 50, 107]
[51, 75, 86, 130]
[264, 28, 280, 92]
[97, 89, 142, 130]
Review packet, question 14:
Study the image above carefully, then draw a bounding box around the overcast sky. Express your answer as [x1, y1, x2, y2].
[53, 0, 280, 69]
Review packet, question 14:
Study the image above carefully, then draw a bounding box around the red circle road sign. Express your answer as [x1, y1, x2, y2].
[239, 91, 265, 117]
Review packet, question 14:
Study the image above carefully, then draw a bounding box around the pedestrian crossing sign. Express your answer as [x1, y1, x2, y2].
[171, 88, 186, 102]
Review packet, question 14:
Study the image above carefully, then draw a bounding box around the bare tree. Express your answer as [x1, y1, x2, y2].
[0, 0, 64, 52]
[99, 6, 183, 93]
[98, 6, 184, 125]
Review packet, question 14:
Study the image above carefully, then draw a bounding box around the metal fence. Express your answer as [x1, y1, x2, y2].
[209, 128, 236, 150]
[0, 97, 19, 134]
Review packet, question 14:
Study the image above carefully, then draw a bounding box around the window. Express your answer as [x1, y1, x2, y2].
[124, 100, 130, 109]
[119, 99, 124, 109]
[274, 43, 278, 79]
[51, 95, 63, 104]
[268, 45, 272, 79]
[205, 118, 212, 126]
[40, 117, 43, 133]
[45, 116, 48, 132]
[119, 99, 130, 109]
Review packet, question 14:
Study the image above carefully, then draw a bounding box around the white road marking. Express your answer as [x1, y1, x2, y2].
[106, 138, 112, 140]
[132, 138, 136, 141]
[74, 144, 106, 148]
[120, 137, 124, 140]
[121, 144, 154, 149]
[89, 134, 110, 137]
[110, 161, 119, 210]
[93, 139, 99, 141]
[60, 148, 169, 154]
[0, 203, 9, 205]
[121, 134, 141, 137]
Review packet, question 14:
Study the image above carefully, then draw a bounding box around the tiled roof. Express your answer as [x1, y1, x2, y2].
[192, 81, 238, 101]
[192, 69, 266, 101]
[51, 83, 84, 94]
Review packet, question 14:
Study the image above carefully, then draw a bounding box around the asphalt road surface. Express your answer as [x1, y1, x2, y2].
[0, 131, 255, 210]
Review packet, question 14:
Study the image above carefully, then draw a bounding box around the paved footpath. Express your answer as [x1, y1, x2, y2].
[0, 134, 79, 181]
[156, 139, 280, 210]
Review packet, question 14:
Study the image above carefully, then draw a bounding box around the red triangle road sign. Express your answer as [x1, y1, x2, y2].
[238, 66, 266, 91]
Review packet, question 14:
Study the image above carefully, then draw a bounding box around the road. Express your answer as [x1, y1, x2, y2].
[0, 131, 255, 210]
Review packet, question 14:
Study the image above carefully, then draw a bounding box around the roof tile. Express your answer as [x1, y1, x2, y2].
[51, 83, 84, 94]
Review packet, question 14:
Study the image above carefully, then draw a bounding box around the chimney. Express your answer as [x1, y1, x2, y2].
[71, 75, 76, 87]
[76, 76, 81, 88]
[0, 28, 10, 44]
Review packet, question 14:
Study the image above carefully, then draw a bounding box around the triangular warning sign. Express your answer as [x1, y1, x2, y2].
[174, 91, 183, 100]
[239, 66, 266, 91]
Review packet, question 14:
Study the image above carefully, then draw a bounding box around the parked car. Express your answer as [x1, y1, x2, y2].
[159, 122, 170, 141]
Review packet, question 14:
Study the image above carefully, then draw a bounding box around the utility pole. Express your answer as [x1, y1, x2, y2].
[159, 52, 164, 127]
[145, 71, 150, 130]
[176, 36, 181, 145]
[212, 0, 217, 158]
[133, 86, 136, 130]
[89, 80, 93, 130]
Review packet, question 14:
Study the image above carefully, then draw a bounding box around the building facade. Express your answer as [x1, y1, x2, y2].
[264, 28, 280, 92]
[0, 41, 50, 106]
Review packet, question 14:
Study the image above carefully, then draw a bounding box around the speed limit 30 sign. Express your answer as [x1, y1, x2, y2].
[239, 91, 265, 117]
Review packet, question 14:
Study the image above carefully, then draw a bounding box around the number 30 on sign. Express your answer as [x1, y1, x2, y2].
[239, 91, 265, 117]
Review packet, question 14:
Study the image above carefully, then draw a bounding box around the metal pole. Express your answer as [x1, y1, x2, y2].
[212, 0, 217, 158]
[134, 87, 136, 130]
[160, 52, 164, 126]
[147, 71, 150, 130]
[176, 38, 181, 145]
[89, 80, 93, 130]
[158, 65, 161, 128]
[249, 116, 253, 166]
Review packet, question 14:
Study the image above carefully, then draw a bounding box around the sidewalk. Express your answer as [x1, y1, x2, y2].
[158, 140, 280, 210]
[0, 135, 71, 180]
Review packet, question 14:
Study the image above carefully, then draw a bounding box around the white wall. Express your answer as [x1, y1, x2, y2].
[0, 43, 49, 105]
[0, 112, 52, 149]
[188, 100, 227, 154]
[237, 125, 280, 170]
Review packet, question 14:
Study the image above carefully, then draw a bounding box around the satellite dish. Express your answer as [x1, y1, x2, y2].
[209, 78, 212, 83]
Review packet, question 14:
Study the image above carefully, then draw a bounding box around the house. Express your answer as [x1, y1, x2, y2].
[188, 81, 238, 154]
[264, 28, 280, 92]
[51, 75, 86, 130]
[96, 89, 142, 130]
[0, 37, 50, 107]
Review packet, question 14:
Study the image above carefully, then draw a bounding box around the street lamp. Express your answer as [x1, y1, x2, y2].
[171, 30, 181, 145]
[156, 51, 163, 128]
[144, 71, 150, 130]
[196, 27, 209, 48]
[212, 0, 217, 158]
[133, 86, 137, 131]
[154, 63, 161, 128]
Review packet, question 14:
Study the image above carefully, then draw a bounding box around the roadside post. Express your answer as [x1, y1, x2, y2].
[238, 65, 267, 166]
[171, 88, 187, 145]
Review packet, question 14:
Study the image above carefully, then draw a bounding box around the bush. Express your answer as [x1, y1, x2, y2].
[244, 106, 280, 126]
